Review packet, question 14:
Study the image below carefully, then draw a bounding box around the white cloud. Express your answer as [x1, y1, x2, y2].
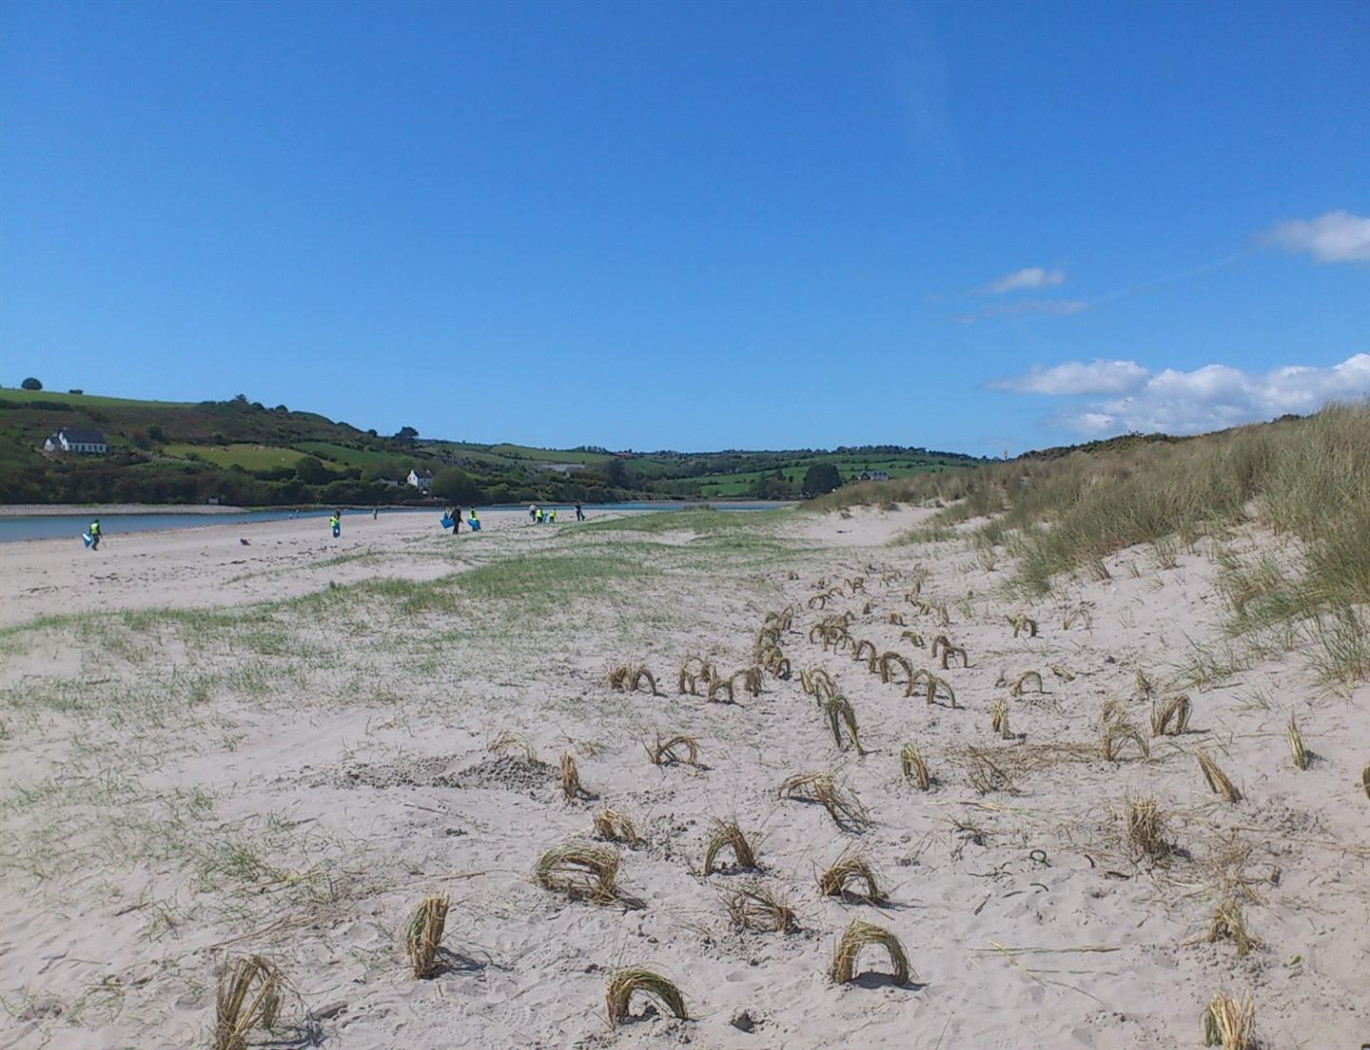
[993, 353, 1370, 436]
[989, 359, 1149, 395]
[1266, 210, 1370, 263]
[989, 299, 1088, 318]
[984, 266, 1065, 294]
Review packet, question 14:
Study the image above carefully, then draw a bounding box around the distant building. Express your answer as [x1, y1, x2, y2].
[43, 428, 107, 454]
[407, 468, 434, 492]
[858, 470, 891, 482]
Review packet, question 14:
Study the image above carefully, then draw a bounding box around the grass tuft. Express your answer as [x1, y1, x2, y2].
[214, 955, 283, 1050]
[535, 841, 621, 903]
[1201, 991, 1256, 1049]
[818, 853, 886, 902]
[594, 809, 642, 847]
[1286, 716, 1309, 771]
[647, 733, 701, 767]
[404, 893, 450, 978]
[1207, 900, 1258, 957]
[1197, 750, 1242, 803]
[605, 968, 687, 1026]
[1101, 720, 1150, 762]
[1150, 695, 1192, 737]
[900, 742, 930, 790]
[723, 882, 797, 932]
[829, 920, 911, 985]
[778, 771, 871, 831]
[702, 820, 757, 875]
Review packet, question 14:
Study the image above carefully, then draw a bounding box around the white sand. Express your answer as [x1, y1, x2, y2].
[0, 505, 1366, 1048]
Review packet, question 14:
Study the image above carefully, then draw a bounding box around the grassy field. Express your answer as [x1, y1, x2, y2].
[162, 443, 304, 470]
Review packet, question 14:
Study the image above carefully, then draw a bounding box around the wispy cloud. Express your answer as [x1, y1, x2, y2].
[991, 353, 1370, 436]
[988, 359, 1149, 396]
[983, 266, 1064, 294]
[1266, 210, 1370, 263]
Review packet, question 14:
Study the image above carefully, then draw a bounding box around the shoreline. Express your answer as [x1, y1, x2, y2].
[0, 498, 797, 518]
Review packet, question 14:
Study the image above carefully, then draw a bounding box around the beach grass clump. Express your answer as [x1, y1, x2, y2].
[899, 629, 926, 648]
[706, 675, 736, 704]
[1008, 614, 1039, 638]
[647, 733, 701, 767]
[852, 638, 878, 671]
[900, 742, 930, 790]
[214, 955, 283, 1050]
[608, 663, 659, 695]
[990, 698, 1012, 739]
[724, 882, 797, 932]
[1207, 900, 1258, 957]
[1363, 764, 1370, 801]
[965, 748, 1015, 794]
[778, 771, 870, 831]
[1125, 797, 1169, 862]
[561, 751, 587, 801]
[823, 694, 866, 754]
[703, 820, 757, 875]
[818, 853, 886, 902]
[1101, 720, 1150, 762]
[829, 920, 911, 985]
[880, 651, 914, 686]
[1202, 991, 1256, 1049]
[605, 968, 688, 1026]
[1286, 716, 1309, 770]
[535, 841, 621, 903]
[677, 656, 715, 696]
[404, 893, 450, 978]
[1150, 694, 1192, 737]
[488, 730, 537, 763]
[1062, 604, 1093, 631]
[594, 808, 642, 847]
[1050, 662, 1076, 681]
[1009, 670, 1043, 696]
[801, 666, 839, 702]
[1197, 750, 1242, 803]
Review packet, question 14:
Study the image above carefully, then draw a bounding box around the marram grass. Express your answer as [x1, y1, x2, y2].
[829, 920, 911, 985]
[724, 882, 797, 933]
[605, 968, 687, 1026]
[1201, 991, 1255, 1049]
[535, 841, 620, 903]
[703, 820, 757, 875]
[900, 742, 930, 790]
[404, 893, 450, 978]
[214, 955, 283, 1050]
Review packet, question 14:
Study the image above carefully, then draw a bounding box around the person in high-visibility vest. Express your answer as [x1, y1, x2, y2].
[330, 512, 341, 538]
[549, 508, 557, 524]
[468, 508, 481, 531]
[89, 518, 102, 550]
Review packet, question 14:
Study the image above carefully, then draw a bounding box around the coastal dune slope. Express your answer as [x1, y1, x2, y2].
[1, 487, 1367, 1047]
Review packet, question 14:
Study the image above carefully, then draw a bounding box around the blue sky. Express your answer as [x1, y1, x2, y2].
[3, 0, 1367, 456]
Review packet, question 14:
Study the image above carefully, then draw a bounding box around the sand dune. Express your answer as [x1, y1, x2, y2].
[1, 506, 1366, 1049]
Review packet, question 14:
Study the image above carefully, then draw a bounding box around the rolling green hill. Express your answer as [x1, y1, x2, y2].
[0, 384, 987, 506]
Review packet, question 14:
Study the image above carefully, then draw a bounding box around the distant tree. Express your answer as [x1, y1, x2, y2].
[146, 424, 165, 442]
[431, 467, 482, 505]
[605, 458, 630, 486]
[233, 393, 248, 403]
[294, 455, 331, 484]
[21, 377, 42, 390]
[395, 426, 419, 444]
[68, 388, 84, 395]
[801, 463, 842, 498]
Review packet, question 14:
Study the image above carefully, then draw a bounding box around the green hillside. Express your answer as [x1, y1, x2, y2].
[0, 384, 987, 506]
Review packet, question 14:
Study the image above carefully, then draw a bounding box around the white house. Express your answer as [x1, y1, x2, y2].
[858, 470, 891, 482]
[43, 428, 107, 454]
[407, 468, 434, 492]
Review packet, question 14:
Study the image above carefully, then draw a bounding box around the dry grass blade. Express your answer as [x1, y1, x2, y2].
[707, 675, 736, 704]
[677, 655, 713, 696]
[1008, 614, 1039, 638]
[1062, 604, 1092, 630]
[605, 969, 687, 1026]
[535, 841, 621, 903]
[777, 771, 871, 830]
[819, 854, 886, 902]
[990, 698, 1012, 739]
[1099, 698, 1127, 726]
[1197, 751, 1241, 802]
[852, 638, 878, 671]
[1009, 670, 1043, 696]
[214, 954, 283, 1050]
[1201, 991, 1255, 1049]
[1363, 764, 1370, 801]
[966, 748, 1015, 794]
[646, 733, 700, 767]
[724, 882, 797, 932]
[1101, 720, 1150, 762]
[899, 629, 926, 648]
[731, 667, 763, 697]
[1207, 900, 1258, 957]
[1286, 716, 1308, 770]
[824, 694, 866, 754]
[1134, 668, 1153, 698]
[488, 730, 537, 763]
[404, 893, 450, 978]
[922, 673, 957, 708]
[900, 742, 930, 790]
[594, 808, 642, 846]
[1050, 663, 1076, 681]
[609, 664, 659, 695]
[887, 611, 905, 626]
[879, 651, 913, 686]
[1150, 694, 1191, 737]
[829, 920, 911, 985]
[703, 820, 757, 874]
[1125, 797, 1169, 862]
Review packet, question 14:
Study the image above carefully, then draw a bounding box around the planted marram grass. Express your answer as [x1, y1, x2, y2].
[1197, 751, 1242, 803]
[818, 853, 886, 902]
[724, 882, 797, 932]
[1286, 715, 1309, 770]
[648, 733, 701, 767]
[1125, 797, 1169, 862]
[1207, 900, 1258, 957]
[1150, 695, 1191, 737]
[829, 920, 911, 985]
[1202, 991, 1256, 1049]
[535, 841, 621, 903]
[778, 771, 871, 831]
[214, 955, 283, 1050]
[900, 742, 930, 790]
[702, 820, 757, 874]
[594, 808, 641, 846]
[605, 969, 688, 1026]
[404, 893, 450, 978]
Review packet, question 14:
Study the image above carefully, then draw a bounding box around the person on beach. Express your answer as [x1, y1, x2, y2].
[468, 508, 480, 531]
[373, 506, 378, 520]
[330, 511, 341, 538]
[529, 503, 537, 523]
[549, 507, 557, 524]
[89, 517, 101, 550]
[575, 501, 584, 521]
[452, 505, 462, 535]
[535, 507, 544, 524]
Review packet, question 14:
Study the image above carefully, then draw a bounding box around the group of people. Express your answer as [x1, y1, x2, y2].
[443, 506, 479, 534]
[528, 502, 586, 525]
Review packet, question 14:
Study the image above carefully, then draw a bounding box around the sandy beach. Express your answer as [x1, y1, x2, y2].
[1, 505, 1366, 1049]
